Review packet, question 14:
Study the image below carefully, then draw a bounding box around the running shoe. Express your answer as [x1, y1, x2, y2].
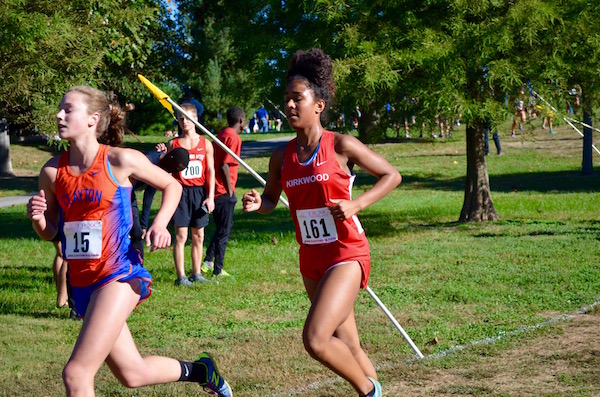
[201, 261, 214, 277]
[368, 377, 382, 397]
[70, 308, 82, 321]
[214, 269, 231, 277]
[175, 276, 193, 287]
[212, 269, 232, 284]
[195, 353, 233, 397]
[189, 273, 210, 283]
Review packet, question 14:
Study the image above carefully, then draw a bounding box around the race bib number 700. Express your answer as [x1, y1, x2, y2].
[181, 160, 203, 180]
[63, 220, 102, 259]
[296, 207, 338, 245]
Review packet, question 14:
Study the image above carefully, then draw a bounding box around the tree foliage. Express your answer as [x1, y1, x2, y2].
[4, 0, 600, 218]
[135, 0, 600, 220]
[0, 0, 167, 136]
[163, 0, 296, 129]
[260, 0, 599, 220]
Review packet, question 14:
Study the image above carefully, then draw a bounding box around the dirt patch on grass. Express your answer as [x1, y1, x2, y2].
[382, 311, 600, 396]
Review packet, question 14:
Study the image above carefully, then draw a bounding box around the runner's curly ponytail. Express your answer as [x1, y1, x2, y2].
[286, 48, 335, 110]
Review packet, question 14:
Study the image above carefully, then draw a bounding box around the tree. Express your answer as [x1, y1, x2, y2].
[166, 0, 363, 128]
[164, 0, 272, 129]
[1, 0, 167, 132]
[144, 0, 600, 220]
[0, 0, 168, 173]
[275, 0, 598, 221]
[0, 118, 13, 176]
[534, 0, 600, 175]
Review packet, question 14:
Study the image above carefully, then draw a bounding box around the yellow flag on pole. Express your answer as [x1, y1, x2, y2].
[137, 74, 175, 118]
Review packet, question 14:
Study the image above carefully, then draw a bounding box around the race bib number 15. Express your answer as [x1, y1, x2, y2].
[296, 207, 338, 245]
[63, 220, 102, 259]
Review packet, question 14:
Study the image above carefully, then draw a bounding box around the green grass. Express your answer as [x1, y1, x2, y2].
[1, 123, 600, 396]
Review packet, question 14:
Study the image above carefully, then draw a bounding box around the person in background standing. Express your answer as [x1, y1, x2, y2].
[158, 103, 216, 286]
[484, 120, 504, 156]
[256, 104, 269, 133]
[130, 148, 190, 260]
[511, 86, 527, 138]
[173, 87, 205, 136]
[202, 107, 245, 279]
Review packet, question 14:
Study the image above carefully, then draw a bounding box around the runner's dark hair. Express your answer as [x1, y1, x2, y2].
[286, 48, 335, 110]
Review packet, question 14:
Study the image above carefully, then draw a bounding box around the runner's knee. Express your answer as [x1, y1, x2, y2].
[63, 361, 93, 392]
[302, 323, 329, 359]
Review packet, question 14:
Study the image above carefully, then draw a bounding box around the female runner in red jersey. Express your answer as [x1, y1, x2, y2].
[26, 86, 232, 397]
[242, 49, 401, 397]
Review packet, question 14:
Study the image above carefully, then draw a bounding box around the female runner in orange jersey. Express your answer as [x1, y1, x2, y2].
[27, 86, 232, 397]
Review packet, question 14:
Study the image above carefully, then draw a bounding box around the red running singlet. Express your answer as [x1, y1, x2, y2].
[280, 130, 371, 287]
[171, 137, 207, 187]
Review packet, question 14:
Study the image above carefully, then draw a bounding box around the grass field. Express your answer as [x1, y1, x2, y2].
[1, 119, 600, 396]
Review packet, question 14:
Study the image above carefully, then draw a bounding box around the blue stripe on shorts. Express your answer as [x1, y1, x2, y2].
[71, 264, 152, 318]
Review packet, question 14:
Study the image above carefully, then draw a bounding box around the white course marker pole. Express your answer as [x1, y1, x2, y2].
[171, 99, 424, 358]
[533, 90, 600, 156]
[366, 286, 424, 358]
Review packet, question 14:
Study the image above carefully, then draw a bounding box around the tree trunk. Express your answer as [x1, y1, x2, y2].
[0, 118, 14, 177]
[357, 104, 381, 143]
[459, 121, 499, 222]
[581, 94, 594, 175]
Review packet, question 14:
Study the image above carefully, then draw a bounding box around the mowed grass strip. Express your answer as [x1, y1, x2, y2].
[1, 124, 599, 396]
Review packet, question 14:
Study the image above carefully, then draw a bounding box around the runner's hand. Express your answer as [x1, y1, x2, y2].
[27, 190, 47, 222]
[242, 189, 261, 212]
[328, 198, 359, 221]
[145, 225, 171, 252]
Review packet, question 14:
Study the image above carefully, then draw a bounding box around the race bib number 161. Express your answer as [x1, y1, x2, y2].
[296, 207, 338, 245]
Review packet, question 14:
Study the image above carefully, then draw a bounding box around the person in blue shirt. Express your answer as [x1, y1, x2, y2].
[256, 104, 269, 132]
[182, 93, 204, 120]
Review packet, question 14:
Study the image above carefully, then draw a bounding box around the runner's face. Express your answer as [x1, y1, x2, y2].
[178, 114, 194, 132]
[284, 79, 324, 130]
[178, 108, 197, 134]
[56, 92, 97, 140]
[238, 116, 246, 133]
